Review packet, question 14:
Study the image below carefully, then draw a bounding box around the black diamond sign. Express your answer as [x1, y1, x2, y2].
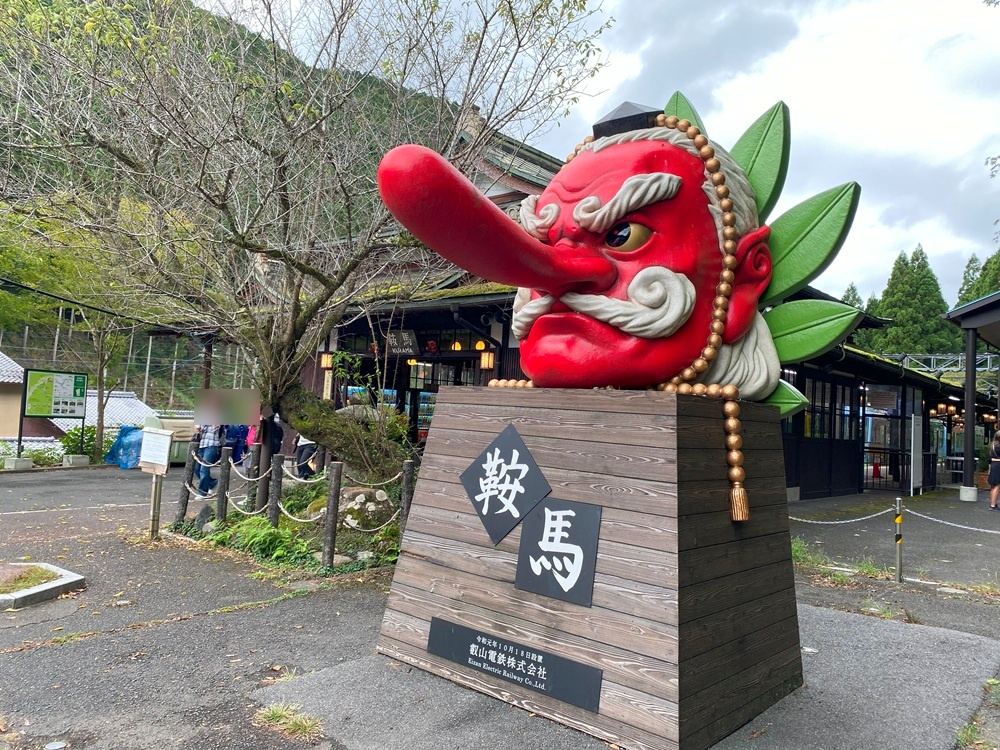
[515, 498, 601, 607]
[459, 424, 551, 545]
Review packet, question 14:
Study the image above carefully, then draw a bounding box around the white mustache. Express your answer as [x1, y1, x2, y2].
[511, 267, 696, 340]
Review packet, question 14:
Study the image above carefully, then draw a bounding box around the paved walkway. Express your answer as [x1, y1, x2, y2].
[0, 469, 998, 749]
[787, 487, 1000, 587]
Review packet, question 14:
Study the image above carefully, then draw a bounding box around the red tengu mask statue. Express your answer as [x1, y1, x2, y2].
[377, 109, 780, 397]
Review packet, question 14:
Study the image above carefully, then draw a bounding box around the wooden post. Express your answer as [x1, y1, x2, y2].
[322, 462, 343, 568]
[399, 459, 415, 538]
[247, 443, 261, 509]
[148, 474, 163, 541]
[267, 453, 284, 528]
[174, 439, 198, 524]
[256, 418, 273, 511]
[216, 447, 232, 524]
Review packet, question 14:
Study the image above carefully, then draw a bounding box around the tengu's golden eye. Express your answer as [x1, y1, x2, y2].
[604, 221, 651, 252]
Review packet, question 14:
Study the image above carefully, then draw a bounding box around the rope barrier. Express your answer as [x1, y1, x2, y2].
[277, 503, 326, 524]
[903, 508, 1000, 535]
[192, 453, 222, 469]
[225, 494, 268, 516]
[228, 459, 272, 482]
[343, 508, 401, 533]
[184, 483, 216, 501]
[280, 465, 329, 484]
[341, 470, 403, 487]
[788, 507, 895, 525]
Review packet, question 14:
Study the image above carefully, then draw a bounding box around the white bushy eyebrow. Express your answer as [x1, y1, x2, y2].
[572, 172, 682, 234]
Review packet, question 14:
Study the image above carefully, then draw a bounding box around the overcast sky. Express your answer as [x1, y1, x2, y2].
[531, 0, 1000, 307]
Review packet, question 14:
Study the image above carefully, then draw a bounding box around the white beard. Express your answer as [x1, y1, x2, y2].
[698, 313, 780, 400]
[512, 266, 696, 340]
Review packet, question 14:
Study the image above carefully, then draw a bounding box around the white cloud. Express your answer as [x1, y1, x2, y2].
[533, 0, 1000, 307]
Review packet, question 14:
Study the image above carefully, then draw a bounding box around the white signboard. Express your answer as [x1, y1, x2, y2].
[910, 415, 923, 496]
[139, 428, 174, 475]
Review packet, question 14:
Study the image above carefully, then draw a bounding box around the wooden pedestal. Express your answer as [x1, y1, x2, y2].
[378, 386, 801, 750]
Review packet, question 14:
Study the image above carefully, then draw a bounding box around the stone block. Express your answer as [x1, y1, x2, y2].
[3, 457, 33, 471]
[62, 454, 91, 467]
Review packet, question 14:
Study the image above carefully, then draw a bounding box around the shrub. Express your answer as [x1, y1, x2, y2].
[978, 442, 990, 472]
[60, 425, 116, 458]
[281, 478, 328, 516]
[209, 516, 315, 564]
[23, 446, 63, 467]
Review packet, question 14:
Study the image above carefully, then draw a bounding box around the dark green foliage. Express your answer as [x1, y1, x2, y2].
[281, 479, 328, 516]
[966, 249, 1000, 303]
[957, 254, 982, 306]
[843, 284, 879, 352]
[23, 445, 62, 467]
[842, 283, 863, 309]
[877, 245, 960, 355]
[853, 293, 884, 352]
[280, 381, 412, 484]
[167, 519, 205, 539]
[209, 516, 315, 565]
[59, 425, 116, 458]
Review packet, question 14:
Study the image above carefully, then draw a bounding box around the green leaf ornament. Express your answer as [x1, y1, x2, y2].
[663, 91, 706, 135]
[759, 182, 862, 308]
[761, 380, 809, 418]
[730, 101, 790, 223]
[763, 299, 864, 364]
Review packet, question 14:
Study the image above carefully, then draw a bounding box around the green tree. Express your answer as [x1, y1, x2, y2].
[841, 284, 879, 352]
[0, 0, 611, 477]
[879, 245, 960, 354]
[968, 249, 1000, 302]
[957, 254, 982, 306]
[842, 282, 863, 309]
[857, 292, 885, 352]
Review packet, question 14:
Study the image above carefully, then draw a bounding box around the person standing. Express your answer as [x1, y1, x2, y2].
[195, 423, 223, 496]
[295, 433, 317, 479]
[990, 431, 1000, 510]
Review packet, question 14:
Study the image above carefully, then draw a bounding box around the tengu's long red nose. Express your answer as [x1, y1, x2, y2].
[377, 145, 616, 297]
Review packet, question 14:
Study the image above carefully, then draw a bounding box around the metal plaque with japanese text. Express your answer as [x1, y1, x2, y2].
[515, 498, 601, 607]
[386, 329, 420, 356]
[426, 617, 602, 712]
[459, 424, 551, 545]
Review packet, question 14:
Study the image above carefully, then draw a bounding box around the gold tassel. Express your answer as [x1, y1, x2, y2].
[721, 390, 748, 523]
[729, 481, 749, 522]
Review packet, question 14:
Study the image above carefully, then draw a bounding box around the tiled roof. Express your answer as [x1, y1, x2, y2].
[50, 390, 157, 432]
[0, 351, 24, 384]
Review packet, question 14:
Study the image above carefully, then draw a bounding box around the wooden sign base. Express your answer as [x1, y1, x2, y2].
[378, 387, 801, 750]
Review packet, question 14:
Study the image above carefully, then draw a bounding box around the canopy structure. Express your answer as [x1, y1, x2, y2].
[943, 290, 1000, 497]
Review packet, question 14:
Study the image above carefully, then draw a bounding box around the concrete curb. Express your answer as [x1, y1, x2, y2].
[0, 463, 119, 475]
[0, 562, 86, 608]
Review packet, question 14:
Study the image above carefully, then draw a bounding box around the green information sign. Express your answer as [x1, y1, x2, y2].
[23, 369, 88, 419]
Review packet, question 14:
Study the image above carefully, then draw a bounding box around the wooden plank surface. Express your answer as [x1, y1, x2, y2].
[380, 587, 682, 737]
[380, 576, 681, 699]
[402, 503, 681, 586]
[387, 570, 680, 663]
[379, 386, 799, 750]
[393, 536, 681, 632]
[377, 635, 682, 750]
[678, 559, 795, 623]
